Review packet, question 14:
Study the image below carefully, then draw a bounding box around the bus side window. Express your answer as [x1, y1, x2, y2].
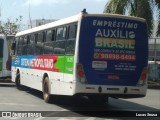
[43, 31, 46, 42]
[43, 30, 54, 55]
[16, 37, 24, 55]
[56, 27, 64, 41]
[65, 23, 77, 55]
[52, 29, 56, 41]
[11, 41, 16, 55]
[26, 35, 30, 55]
[34, 33, 38, 44]
[22, 36, 28, 55]
[30, 34, 36, 44]
[63, 27, 67, 39]
[19, 37, 24, 46]
[68, 23, 77, 40]
[45, 29, 56, 42]
[23, 36, 27, 44]
[35, 32, 44, 55]
[53, 27, 66, 55]
[37, 32, 44, 43]
[25, 35, 33, 55]
[56, 27, 67, 41]
[27, 35, 30, 44]
[29, 34, 36, 55]
[46, 30, 52, 42]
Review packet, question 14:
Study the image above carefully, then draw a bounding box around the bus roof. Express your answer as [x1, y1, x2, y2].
[86, 13, 146, 22]
[16, 13, 146, 37]
[16, 14, 80, 37]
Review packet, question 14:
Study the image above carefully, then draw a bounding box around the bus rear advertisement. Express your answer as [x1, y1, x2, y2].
[78, 15, 148, 87]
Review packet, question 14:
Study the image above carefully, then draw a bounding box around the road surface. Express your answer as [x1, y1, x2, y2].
[0, 81, 159, 119]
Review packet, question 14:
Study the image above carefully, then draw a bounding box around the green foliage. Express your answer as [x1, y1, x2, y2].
[155, 0, 160, 36]
[104, 0, 160, 37]
[0, 16, 22, 35]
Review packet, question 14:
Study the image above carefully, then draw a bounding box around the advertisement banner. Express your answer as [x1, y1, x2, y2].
[79, 15, 148, 86]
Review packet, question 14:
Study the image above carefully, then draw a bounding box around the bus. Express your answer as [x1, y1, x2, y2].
[11, 11, 148, 103]
[0, 34, 14, 78]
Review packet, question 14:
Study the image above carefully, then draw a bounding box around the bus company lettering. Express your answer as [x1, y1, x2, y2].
[30, 58, 54, 69]
[95, 29, 135, 39]
[21, 59, 30, 67]
[93, 20, 138, 29]
[95, 38, 135, 49]
[21, 56, 59, 71]
[21, 58, 54, 69]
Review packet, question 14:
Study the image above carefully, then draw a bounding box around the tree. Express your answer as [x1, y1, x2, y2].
[0, 16, 22, 35]
[104, 0, 160, 37]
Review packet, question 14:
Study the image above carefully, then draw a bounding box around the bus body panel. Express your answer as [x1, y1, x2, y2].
[78, 15, 148, 86]
[12, 55, 75, 95]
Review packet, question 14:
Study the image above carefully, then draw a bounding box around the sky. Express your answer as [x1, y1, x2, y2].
[0, 0, 108, 28]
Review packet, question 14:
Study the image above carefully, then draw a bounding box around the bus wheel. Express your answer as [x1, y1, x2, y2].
[43, 77, 52, 103]
[15, 73, 21, 90]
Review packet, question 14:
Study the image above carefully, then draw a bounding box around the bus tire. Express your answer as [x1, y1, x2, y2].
[43, 77, 52, 103]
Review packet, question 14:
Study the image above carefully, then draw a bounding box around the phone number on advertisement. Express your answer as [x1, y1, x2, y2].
[94, 53, 136, 61]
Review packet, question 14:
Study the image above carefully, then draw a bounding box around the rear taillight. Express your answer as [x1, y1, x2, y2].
[137, 67, 148, 86]
[77, 64, 87, 84]
[140, 68, 148, 81]
[78, 71, 84, 77]
[77, 65, 83, 71]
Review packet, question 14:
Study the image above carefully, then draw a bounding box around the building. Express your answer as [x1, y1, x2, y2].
[149, 20, 160, 61]
[28, 19, 57, 29]
[148, 20, 160, 80]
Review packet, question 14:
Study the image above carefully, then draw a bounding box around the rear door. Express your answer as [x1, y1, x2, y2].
[78, 15, 148, 86]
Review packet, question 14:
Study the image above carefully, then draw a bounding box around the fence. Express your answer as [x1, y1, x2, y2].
[148, 38, 160, 80]
[149, 38, 160, 61]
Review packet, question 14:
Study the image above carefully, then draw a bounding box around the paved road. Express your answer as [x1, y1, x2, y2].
[0, 81, 159, 120]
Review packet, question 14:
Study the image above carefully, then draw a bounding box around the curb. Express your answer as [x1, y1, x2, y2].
[148, 85, 160, 89]
[0, 79, 12, 83]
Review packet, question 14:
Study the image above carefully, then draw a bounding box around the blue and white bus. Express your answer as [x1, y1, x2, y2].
[11, 11, 148, 103]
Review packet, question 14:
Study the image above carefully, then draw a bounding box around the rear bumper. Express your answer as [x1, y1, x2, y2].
[74, 83, 147, 98]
